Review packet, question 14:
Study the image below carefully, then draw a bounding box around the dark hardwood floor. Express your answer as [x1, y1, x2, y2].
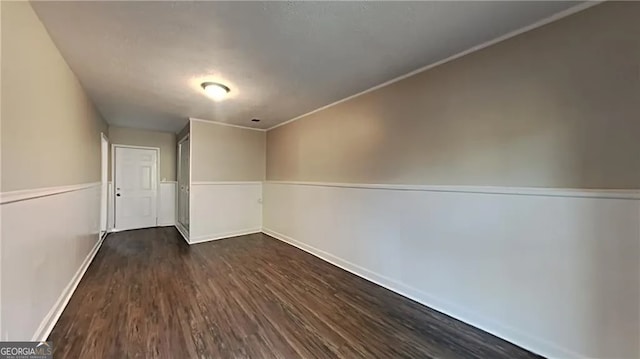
[49, 227, 542, 358]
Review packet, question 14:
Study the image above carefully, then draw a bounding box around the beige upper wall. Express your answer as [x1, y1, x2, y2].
[267, 2, 640, 189]
[108, 126, 177, 181]
[1, 2, 108, 192]
[191, 120, 265, 182]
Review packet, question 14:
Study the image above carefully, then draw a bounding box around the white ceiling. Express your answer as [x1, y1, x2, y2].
[32, 1, 581, 132]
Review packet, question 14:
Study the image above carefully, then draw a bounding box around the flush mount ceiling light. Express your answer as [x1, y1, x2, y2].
[201, 82, 230, 101]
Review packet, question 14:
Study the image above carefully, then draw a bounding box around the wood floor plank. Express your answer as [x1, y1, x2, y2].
[48, 227, 543, 359]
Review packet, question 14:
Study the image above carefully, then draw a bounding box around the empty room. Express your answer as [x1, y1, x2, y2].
[1, 1, 638, 358]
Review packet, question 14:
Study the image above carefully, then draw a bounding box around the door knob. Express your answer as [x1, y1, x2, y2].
[116, 193, 121, 197]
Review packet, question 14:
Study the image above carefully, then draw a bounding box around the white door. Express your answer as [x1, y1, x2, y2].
[114, 146, 158, 231]
[177, 138, 190, 231]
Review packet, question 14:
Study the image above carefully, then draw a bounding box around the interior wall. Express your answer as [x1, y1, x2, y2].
[191, 119, 266, 182]
[108, 125, 177, 181]
[267, 2, 639, 189]
[1, 3, 107, 192]
[264, 184, 639, 359]
[189, 119, 264, 242]
[264, 2, 640, 359]
[0, 1, 107, 340]
[0, 0, 3, 335]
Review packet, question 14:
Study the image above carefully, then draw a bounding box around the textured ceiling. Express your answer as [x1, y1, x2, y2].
[32, 1, 581, 132]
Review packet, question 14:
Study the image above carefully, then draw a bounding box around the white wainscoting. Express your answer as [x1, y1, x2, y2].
[0, 182, 104, 341]
[190, 182, 262, 243]
[263, 181, 640, 359]
[158, 182, 176, 227]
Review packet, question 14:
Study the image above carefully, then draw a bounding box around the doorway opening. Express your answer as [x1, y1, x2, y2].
[111, 145, 160, 231]
[100, 133, 109, 238]
[177, 135, 190, 238]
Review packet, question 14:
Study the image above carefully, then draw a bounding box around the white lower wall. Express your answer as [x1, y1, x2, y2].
[190, 182, 262, 243]
[0, 183, 103, 341]
[3, 179, 637, 357]
[158, 182, 176, 226]
[263, 181, 640, 359]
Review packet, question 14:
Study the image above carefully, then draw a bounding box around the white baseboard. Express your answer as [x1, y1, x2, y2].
[190, 228, 262, 244]
[261, 227, 584, 359]
[31, 233, 106, 342]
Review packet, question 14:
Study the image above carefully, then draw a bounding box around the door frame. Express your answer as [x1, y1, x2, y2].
[176, 134, 190, 239]
[100, 133, 109, 239]
[111, 144, 161, 232]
